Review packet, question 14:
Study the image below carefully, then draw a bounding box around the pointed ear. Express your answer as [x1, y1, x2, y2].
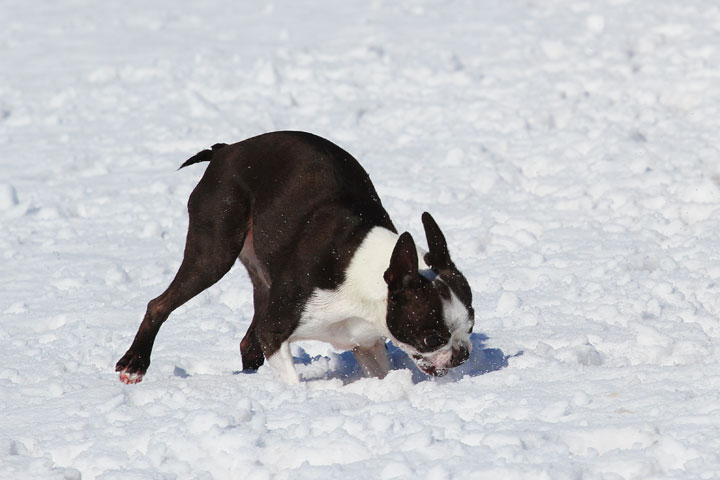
[384, 232, 419, 293]
[422, 212, 451, 270]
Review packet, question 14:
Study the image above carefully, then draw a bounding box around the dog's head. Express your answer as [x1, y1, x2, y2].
[383, 212, 474, 376]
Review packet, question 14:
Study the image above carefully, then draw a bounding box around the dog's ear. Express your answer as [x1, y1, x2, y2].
[384, 232, 419, 293]
[422, 212, 452, 271]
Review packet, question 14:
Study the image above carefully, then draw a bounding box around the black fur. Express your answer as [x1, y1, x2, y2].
[384, 232, 450, 353]
[178, 143, 229, 169]
[116, 132, 397, 380]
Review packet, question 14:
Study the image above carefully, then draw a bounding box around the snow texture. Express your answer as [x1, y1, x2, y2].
[3, 0, 720, 478]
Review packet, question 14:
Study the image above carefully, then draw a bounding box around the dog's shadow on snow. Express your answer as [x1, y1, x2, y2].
[294, 334, 512, 385]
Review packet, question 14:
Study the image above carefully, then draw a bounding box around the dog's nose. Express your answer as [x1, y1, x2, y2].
[450, 344, 470, 367]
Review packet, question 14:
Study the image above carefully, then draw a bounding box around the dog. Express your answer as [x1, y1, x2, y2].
[116, 131, 475, 384]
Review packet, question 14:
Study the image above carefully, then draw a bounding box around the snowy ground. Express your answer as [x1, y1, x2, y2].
[3, 0, 720, 478]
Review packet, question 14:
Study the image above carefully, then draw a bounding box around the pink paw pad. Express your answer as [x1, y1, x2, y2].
[119, 370, 143, 384]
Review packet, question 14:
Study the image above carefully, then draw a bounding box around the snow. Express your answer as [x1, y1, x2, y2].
[3, 0, 720, 478]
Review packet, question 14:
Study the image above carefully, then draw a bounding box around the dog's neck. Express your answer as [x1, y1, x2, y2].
[346, 226, 433, 298]
[345, 227, 401, 301]
[344, 227, 435, 328]
[294, 227, 429, 349]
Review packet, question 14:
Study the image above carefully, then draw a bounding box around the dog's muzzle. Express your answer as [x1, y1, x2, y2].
[412, 341, 471, 377]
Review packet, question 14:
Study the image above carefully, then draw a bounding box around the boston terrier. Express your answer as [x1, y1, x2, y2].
[116, 131, 475, 384]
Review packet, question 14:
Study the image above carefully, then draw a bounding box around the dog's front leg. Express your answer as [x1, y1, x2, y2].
[256, 294, 304, 384]
[265, 340, 300, 384]
[353, 338, 390, 379]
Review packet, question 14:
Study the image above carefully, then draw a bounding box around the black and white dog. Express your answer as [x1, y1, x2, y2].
[116, 131, 475, 384]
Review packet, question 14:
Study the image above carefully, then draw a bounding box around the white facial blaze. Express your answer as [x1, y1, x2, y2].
[441, 283, 473, 345]
[416, 281, 473, 373]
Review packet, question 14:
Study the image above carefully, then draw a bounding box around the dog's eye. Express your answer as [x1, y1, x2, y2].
[424, 335, 443, 349]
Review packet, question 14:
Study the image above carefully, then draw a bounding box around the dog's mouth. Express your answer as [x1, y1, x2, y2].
[409, 340, 471, 377]
[412, 354, 450, 377]
[420, 364, 449, 377]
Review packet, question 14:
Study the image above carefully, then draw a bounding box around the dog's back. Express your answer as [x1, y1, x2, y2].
[188, 131, 396, 289]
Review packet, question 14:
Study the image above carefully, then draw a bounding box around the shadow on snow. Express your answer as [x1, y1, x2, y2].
[292, 333, 512, 385]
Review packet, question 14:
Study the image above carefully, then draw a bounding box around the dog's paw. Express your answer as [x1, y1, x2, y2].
[115, 351, 149, 384]
[118, 370, 144, 384]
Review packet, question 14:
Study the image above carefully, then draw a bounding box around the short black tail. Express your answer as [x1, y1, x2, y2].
[178, 143, 229, 169]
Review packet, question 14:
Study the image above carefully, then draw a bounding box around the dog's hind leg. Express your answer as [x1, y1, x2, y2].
[240, 314, 264, 370]
[238, 225, 270, 371]
[116, 176, 250, 384]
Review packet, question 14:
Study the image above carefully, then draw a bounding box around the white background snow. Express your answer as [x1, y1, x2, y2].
[2, 0, 720, 478]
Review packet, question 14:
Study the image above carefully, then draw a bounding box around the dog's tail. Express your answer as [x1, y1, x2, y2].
[178, 143, 229, 170]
